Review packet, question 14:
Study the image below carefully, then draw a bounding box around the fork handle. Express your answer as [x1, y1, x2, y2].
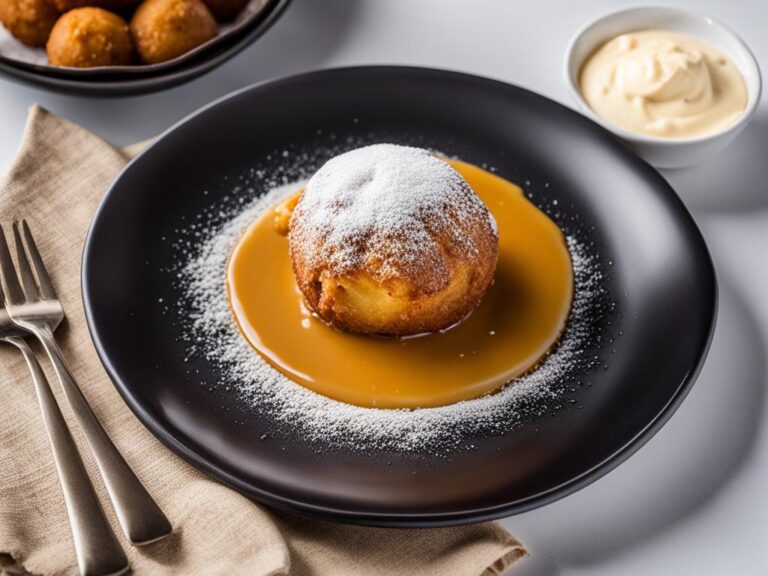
[10, 337, 129, 576]
[33, 326, 172, 545]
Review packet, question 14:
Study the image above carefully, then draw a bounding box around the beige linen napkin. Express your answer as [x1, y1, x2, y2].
[0, 106, 526, 576]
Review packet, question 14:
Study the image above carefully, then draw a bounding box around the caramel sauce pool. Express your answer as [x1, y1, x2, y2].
[227, 160, 573, 409]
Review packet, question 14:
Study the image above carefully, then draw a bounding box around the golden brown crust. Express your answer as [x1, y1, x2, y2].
[0, 0, 59, 47]
[46, 7, 134, 67]
[130, 0, 217, 64]
[201, 0, 248, 22]
[292, 249, 497, 336]
[286, 146, 499, 336]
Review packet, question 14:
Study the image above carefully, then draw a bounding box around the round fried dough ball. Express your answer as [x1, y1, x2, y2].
[0, 0, 59, 47]
[288, 144, 499, 336]
[130, 0, 217, 64]
[46, 8, 134, 67]
[202, 0, 248, 22]
[50, 0, 140, 11]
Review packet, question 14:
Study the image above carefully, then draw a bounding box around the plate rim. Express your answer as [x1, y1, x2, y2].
[81, 65, 718, 526]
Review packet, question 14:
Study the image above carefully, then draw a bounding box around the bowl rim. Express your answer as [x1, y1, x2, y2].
[563, 5, 763, 147]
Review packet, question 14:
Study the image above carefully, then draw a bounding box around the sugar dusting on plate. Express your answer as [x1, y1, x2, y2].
[172, 148, 608, 455]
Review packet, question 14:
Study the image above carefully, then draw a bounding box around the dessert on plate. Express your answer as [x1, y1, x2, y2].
[226, 144, 574, 409]
[287, 145, 499, 336]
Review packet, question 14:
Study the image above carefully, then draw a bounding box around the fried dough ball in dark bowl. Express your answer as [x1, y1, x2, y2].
[46, 7, 134, 67]
[0, 0, 59, 47]
[202, 0, 249, 22]
[287, 144, 499, 336]
[50, 0, 140, 10]
[130, 0, 217, 64]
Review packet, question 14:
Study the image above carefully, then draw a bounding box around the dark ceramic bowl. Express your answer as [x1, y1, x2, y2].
[0, 0, 291, 96]
[83, 66, 717, 526]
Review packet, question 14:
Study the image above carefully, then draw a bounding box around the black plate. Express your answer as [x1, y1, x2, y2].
[0, 0, 290, 96]
[82, 66, 716, 526]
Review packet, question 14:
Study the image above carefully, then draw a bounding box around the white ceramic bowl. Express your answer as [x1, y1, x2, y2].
[564, 6, 762, 169]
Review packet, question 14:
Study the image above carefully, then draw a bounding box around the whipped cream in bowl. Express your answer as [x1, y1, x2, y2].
[565, 7, 761, 168]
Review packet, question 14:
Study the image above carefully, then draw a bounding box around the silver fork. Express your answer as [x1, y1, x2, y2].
[0, 221, 172, 545]
[0, 297, 129, 576]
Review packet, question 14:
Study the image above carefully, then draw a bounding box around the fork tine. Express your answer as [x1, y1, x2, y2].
[13, 222, 40, 302]
[0, 225, 25, 305]
[21, 220, 56, 301]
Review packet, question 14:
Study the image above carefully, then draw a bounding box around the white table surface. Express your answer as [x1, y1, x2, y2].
[1, 1, 766, 574]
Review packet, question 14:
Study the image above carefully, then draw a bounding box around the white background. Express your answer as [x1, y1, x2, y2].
[1, 1, 766, 574]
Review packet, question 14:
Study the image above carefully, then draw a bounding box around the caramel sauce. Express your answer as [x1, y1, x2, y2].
[227, 160, 573, 409]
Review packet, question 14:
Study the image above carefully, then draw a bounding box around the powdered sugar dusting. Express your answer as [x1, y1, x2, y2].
[290, 144, 497, 289]
[174, 169, 608, 455]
